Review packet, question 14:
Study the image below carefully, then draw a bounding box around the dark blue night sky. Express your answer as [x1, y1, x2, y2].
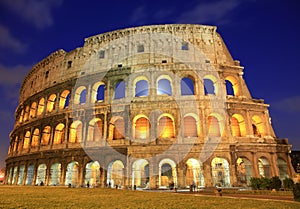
[0, 0, 300, 168]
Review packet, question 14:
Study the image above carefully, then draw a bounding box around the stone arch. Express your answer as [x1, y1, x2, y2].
[225, 76, 239, 96]
[252, 115, 265, 137]
[133, 76, 149, 97]
[158, 113, 175, 139]
[47, 94, 56, 113]
[74, 86, 87, 105]
[211, 157, 230, 187]
[37, 98, 45, 116]
[41, 126, 51, 146]
[157, 75, 172, 96]
[29, 102, 37, 118]
[25, 164, 34, 185]
[49, 162, 61, 186]
[180, 76, 195, 95]
[236, 157, 252, 186]
[36, 163, 47, 185]
[109, 116, 125, 140]
[65, 161, 79, 186]
[158, 158, 177, 188]
[19, 109, 24, 123]
[53, 123, 65, 144]
[85, 161, 100, 186]
[23, 105, 29, 121]
[258, 157, 271, 178]
[69, 120, 83, 143]
[91, 82, 105, 103]
[107, 160, 124, 188]
[204, 75, 218, 95]
[114, 80, 126, 99]
[87, 118, 103, 141]
[17, 165, 25, 185]
[59, 90, 70, 109]
[183, 113, 199, 138]
[277, 158, 289, 180]
[31, 128, 39, 148]
[23, 131, 31, 149]
[231, 114, 246, 137]
[132, 159, 149, 188]
[133, 114, 150, 139]
[11, 166, 18, 184]
[185, 158, 204, 187]
[207, 113, 224, 137]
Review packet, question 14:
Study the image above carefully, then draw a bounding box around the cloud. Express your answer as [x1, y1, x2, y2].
[272, 96, 300, 113]
[177, 0, 242, 25]
[1, 0, 63, 29]
[0, 25, 27, 53]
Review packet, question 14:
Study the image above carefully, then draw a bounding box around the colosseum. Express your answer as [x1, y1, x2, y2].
[5, 24, 295, 189]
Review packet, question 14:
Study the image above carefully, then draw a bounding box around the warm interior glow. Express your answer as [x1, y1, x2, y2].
[208, 116, 220, 137]
[135, 117, 150, 139]
[252, 115, 264, 137]
[158, 116, 174, 138]
[30, 102, 37, 118]
[59, 90, 70, 109]
[41, 126, 51, 145]
[54, 123, 65, 144]
[23, 131, 31, 149]
[69, 121, 82, 143]
[37, 98, 45, 116]
[23, 106, 29, 121]
[231, 114, 246, 137]
[47, 94, 56, 113]
[31, 128, 39, 147]
[113, 118, 125, 140]
[184, 116, 197, 137]
[74, 86, 86, 105]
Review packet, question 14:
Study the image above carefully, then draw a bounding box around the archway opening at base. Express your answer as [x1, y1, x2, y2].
[159, 159, 177, 188]
[185, 158, 204, 188]
[107, 160, 124, 188]
[65, 161, 79, 186]
[258, 157, 271, 178]
[25, 164, 34, 185]
[277, 158, 289, 181]
[36, 164, 47, 185]
[17, 165, 25, 185]
[85, 161, 100, 187]
[49, 163, 61, 186]
[132, 159, 149, 189]
[211, 157, 230, 187]
[236, 157, 252, 186]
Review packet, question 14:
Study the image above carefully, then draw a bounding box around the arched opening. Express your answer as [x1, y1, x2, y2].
[225, 76, 239, 96]
[204, 78, 215, 95]
[157, 78, 172, 96]
[114, 80, 125, 99]
[277, 158, 289, 180]
[23, 131, 31, 149]
[231, 114, 246, 137]
[49, 163, 61, 186]
[111, 117, 125, 140]
[19, 109, 24, 123]
[7, 167, 13, 184]
[132, 159, 149, 189]
[236, 157, 252, 186]
[91, 82, 105, 103]
[252, 116, 264, 137]
[12, 166, 18, 184]
[74, 86, 86, 105]
[59, 90, 70, 109]
[37, 98, 45, 116]
[185, 159, 204, 188]
[183, 115, 198, 137]
[211, 157, 230, 187]
[36, 164, 47, 185]
[158, 115, 175, 139]
[258, 157, 271, 178]
[65, 161, 79, 186]
[69, 121, 83, 143]
[159, 159, 177, 188]
[208, 115, 221, 137]
[29, 102, 37, 118]
[135, 80, 149, 97]
[225, 80, 234, 96]
[107, 160, 124, 188]
[53, 123, 65, 144]
[41, 126, 51, 146]
[31, 128, 39, 148]
[23, 106, 29, 121]
[87, 118, 102, 141]
[47, 94, 56, 113]
[134, 116, 150, 139]
[85, 161, 100, 186]
[181, 77, 195, 95]
[17, 165, 25, 185]
[25, 164, 34, 185]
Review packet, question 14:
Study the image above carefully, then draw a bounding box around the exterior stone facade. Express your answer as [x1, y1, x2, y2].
[5, 24, 295, 188]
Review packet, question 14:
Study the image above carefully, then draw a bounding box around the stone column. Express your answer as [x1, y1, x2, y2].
[60, 162, 66, 186]
[251, 152, 259, 177]
[203, 162, 212, 187]
[32, 159, 39, 185]
[22, 162, 28, 186]
[176, 162, 185, 188]
[270, 152, 278, 177]
[149, 158, 158, 189]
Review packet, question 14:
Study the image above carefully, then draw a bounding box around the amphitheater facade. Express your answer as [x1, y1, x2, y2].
[5, 24, 295, 189]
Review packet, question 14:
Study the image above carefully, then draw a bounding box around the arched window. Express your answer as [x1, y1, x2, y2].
[183, 116, 198, 137]
[114, 81, 125, 99]
[135, 117, 150, 139]
[135, 80, 148, 97]
[91, 82, 105, 103]
[252, 115, 264, 137]
[158, 78, 172, 96]
[96, 85, 105, 101]
[181, 77, 195, 95]
[23, 106, 29, 121]
[225, 80, 234, 96]
[23, 131, 30, 149]
[29, 102, 37, 118]
[54, 123, 65, 144]
[37, 98, 45, 116]
[87, 119, 102, 141]
[204, 79, 215, 95]
[231, 114, 246, 137]
[79, 89, 86, 104]
[158, 115, 175, 138]
[47, 94, 56, 112]
[236, 158, 252, 186]
[19, 109, 24, 123]
[31, 128, 39, 147]
[113, 118, 125, 140]
[208, 116, 220, 137]
[277, 158, 289, 180]
[211, 157, 230, 187]
[69, 121, 83, 143]
[258, 158, 271, 178]
[59, 90, 70, 109]
[74, 86, 86, 105]
[41, 126, 51, 146]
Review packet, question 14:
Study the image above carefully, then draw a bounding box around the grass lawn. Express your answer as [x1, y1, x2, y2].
[0, 186, 299, 209]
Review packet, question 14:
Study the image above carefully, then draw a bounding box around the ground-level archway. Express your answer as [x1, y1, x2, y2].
[107, 160, 124, 188]
[132, 159, 149, 189]
[85, 161, 100, 187]
[65, 161, 79, 186]
[158, 159, 177, 188]
[211, 157, 230, 187]
[185, 158, 204, 188]
[36, 164, 47, 185]
[49, 163, 61, 186]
